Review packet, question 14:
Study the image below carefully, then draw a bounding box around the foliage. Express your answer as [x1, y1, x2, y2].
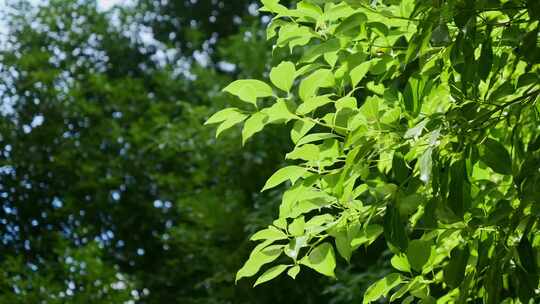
[0, 242, 136, 303]
[0, 1, 340, 303]
[209, 0, 540, 302]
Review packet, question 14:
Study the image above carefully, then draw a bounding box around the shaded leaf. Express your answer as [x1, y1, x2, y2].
[407, 240, 431, 272]
[443, 246, 469, 288]
[480, 138, 512, 175]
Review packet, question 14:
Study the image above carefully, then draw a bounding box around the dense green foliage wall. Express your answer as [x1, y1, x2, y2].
[209, 0, 540, 303]
[0, 0, 356, 303]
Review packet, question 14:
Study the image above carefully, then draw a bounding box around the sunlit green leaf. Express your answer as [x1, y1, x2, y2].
[253, 264, 289, 287]
[236, 244, 283, 283]
[223, 79, 274, 105]
[300, 243, 336, 277]
[204, 108, 242, 125]
[242, 112, 268, 144]
[391, 254, 411, 273]
[262, 165, 308, 192]
[363, 273, 402, 304]
[297, 95, 334, 115]
[298, 69, 335, 101]
[288, 216, 305, 236]
[270, 61, 297, 93]
[350, 61, 371, 88]
[250, 226, 288, 242]
[287, 265, 301, 279]
[291, 119, 316, 144]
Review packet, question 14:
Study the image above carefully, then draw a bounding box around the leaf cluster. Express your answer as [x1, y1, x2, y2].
[208, 0, 540, 302]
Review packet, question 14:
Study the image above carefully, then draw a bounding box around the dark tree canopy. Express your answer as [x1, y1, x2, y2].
[0, 0, 377, 303]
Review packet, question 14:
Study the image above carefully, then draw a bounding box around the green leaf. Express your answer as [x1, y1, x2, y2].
[515, 267, 537, 303]
[407, 240, 431, 272]
[270, 61, 296, 93]
[236, 244, 283, 283]
[418, 148, 433, 183]
[397, 193, 425, 216]
[363, 273, 402, 304]
[486, 200, 513, 225]
[286, 144, 320, 161]
[453, 1, 474, 29]
[260, 0, 290, 15]
[284, 236, 309, 260]
[332, 226, 353, 262]
[430, 23, 450, 46]
[358, 96, 380, 123]
[299, 69, 335, 101]
[250, 226, 288, 241]
[296, 133, 340, 146]
[391, 254, 411, 273]
[273, 218, 288, 230]
[368, 21, 388, 37]
[288, 216, 305, 236]
[262, 165, 308, 192]
[215, 113, 248, 138]
[300, 243, 336, 277]
[296, 1, 323, 22]
[350, 61, 371, 87]
[297, 95, 334, 115]
[277, 23, 315, 50]
[480, 138, 512, 175]
[279, 178, 320, 218]
[390, 276, 422, 302]
[242, 112, 268, 144]
[448, 159, 471, 218]
[443, 246, 470, 288]
[301, 38, 341, 63]
[335, 12, 366, 37]
[253, 264, 289, 287]
[304, 214, 335, 233]
[205, 108, 242, 125]
[350, 224, 383, 248]
[478, 36, 493, 81]
[262, 99, 297, 123]
[266, 19, 287, 40]
[517, 236, 538, 275]
[288, 193, 335, 218]
[335, 96, 357, 111]
[291, 119, 316, 144]
[384, 204, 408, 252]
[403, 75, 431, 114]
[287, 265, 301, 279]
[527, 0, 540, 21]
[324, 2, 355, 22]
[223, 79, 274, 105]
[369, 59, 387, 75]
[520, 25, 540, 64]
[404, 119, 428, 140]
[402, 296, 415, 304]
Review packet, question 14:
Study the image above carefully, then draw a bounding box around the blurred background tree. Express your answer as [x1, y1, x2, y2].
[0, 0, 388, 303]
